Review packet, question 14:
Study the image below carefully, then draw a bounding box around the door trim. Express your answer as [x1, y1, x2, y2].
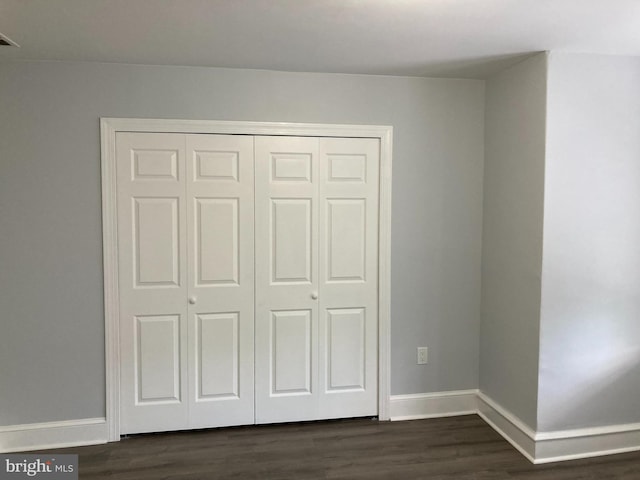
[100, 118, 393, 441]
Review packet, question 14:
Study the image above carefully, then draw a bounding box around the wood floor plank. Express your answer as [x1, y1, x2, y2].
[30, 415, 640, 479]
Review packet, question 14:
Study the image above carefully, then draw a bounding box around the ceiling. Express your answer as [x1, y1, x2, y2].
[1, 0, 639, 78]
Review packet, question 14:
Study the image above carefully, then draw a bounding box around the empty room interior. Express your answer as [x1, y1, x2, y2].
[2, 0, 640, 478]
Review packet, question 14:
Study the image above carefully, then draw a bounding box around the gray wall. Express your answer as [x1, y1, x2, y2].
[0, 61, 484, 425]
[538, 53, 640, 431]
[480, 53, 547, 429]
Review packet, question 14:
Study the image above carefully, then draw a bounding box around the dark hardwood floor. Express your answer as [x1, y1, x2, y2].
[35, 415, 640, 479]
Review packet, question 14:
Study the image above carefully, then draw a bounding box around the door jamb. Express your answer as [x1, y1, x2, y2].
[101, 118, 393, 441]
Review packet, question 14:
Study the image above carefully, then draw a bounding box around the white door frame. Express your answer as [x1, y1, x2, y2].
[100, 117, 393, 441]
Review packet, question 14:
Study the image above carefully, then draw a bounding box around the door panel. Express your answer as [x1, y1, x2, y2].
[326, 308, 366, 391]
[271, 199, 312, 283]
[117, 133, 189, 434]
[318, 137, 379, 419]
[255, 136, 320, 423]
[327, 154, 367, 183]
[132, 149, 179, 180]
[326, 199, 366, 282]
[195, 198, 239, 286]
[271, 310, 313, 395]
[196, 312, 239, 400]
[136, 315, 182, 403]
[271, 153, 312, 182]
[186, 134, 255, 429]
[133, 197, 180, 286]
[256, 136, 379, 423]
[194, 151, 239, 181]
[118, 133, 255, 433]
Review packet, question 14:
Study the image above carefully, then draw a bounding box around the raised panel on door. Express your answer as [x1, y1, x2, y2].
[186, 134, 254, 428]
[117, 132, 189, 434]
[196, 312, 239, 400]
[132, 149, 179, 180]
[195, 198, 239, 286]
[194, 150, 239, 181]
[326, 308, 366, 392]
[318, 138, 379, 419]
[326, 199, 366, 283]
[255, 136, 320, 423]
[271, 310, 312, 395]
[134, 197, 180, 286]
[271, 153, 312, 182]
[136, 315, 181, 403]
[271, 199, 312, 284]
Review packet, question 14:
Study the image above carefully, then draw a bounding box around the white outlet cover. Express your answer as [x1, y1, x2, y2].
[417, 347, 428, 365]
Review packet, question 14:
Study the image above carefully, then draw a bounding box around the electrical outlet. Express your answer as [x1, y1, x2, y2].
[417, 347, 428, 365]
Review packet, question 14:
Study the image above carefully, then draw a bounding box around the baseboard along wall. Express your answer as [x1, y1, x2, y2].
[2, 393, 640, 463]
[0, 418, 108, 453]
[389, 389, 478, 421]
[391, 390, 640, 464]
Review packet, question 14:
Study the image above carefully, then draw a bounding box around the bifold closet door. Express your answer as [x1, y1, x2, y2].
[255, 136, 379, 424]
[117, 132, 254, 434]
[185, 134, 255, 429]
[317, 137, 379, 419]
[255, 137, 320, 422]
[117, 133, 189, 434]
[117, 131, 378, 433]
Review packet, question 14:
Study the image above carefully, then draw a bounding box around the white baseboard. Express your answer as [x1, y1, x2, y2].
[476, 392, 537, 462]
[477, 392, 640, 463]
[0, 418, 108, 453]
[389, 389, 478, 421]
[2, 396, 639, 464]
[534, 422, 640, 463]
[392, 390, 640, 465]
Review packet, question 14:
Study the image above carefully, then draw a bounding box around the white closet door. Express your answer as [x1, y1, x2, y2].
[118, 132, 379, 433]
[255, 136, 320, 423]
[118, 133, 255, 434]
[185, 134, 255, 428]
[117, 132, 189, 434]
[318, 137, 379, 418]
[255, 136, 379, 423]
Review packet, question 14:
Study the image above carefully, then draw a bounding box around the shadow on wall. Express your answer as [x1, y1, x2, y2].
[538, 313, 640, 430]
[375, 52, 541, 79]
